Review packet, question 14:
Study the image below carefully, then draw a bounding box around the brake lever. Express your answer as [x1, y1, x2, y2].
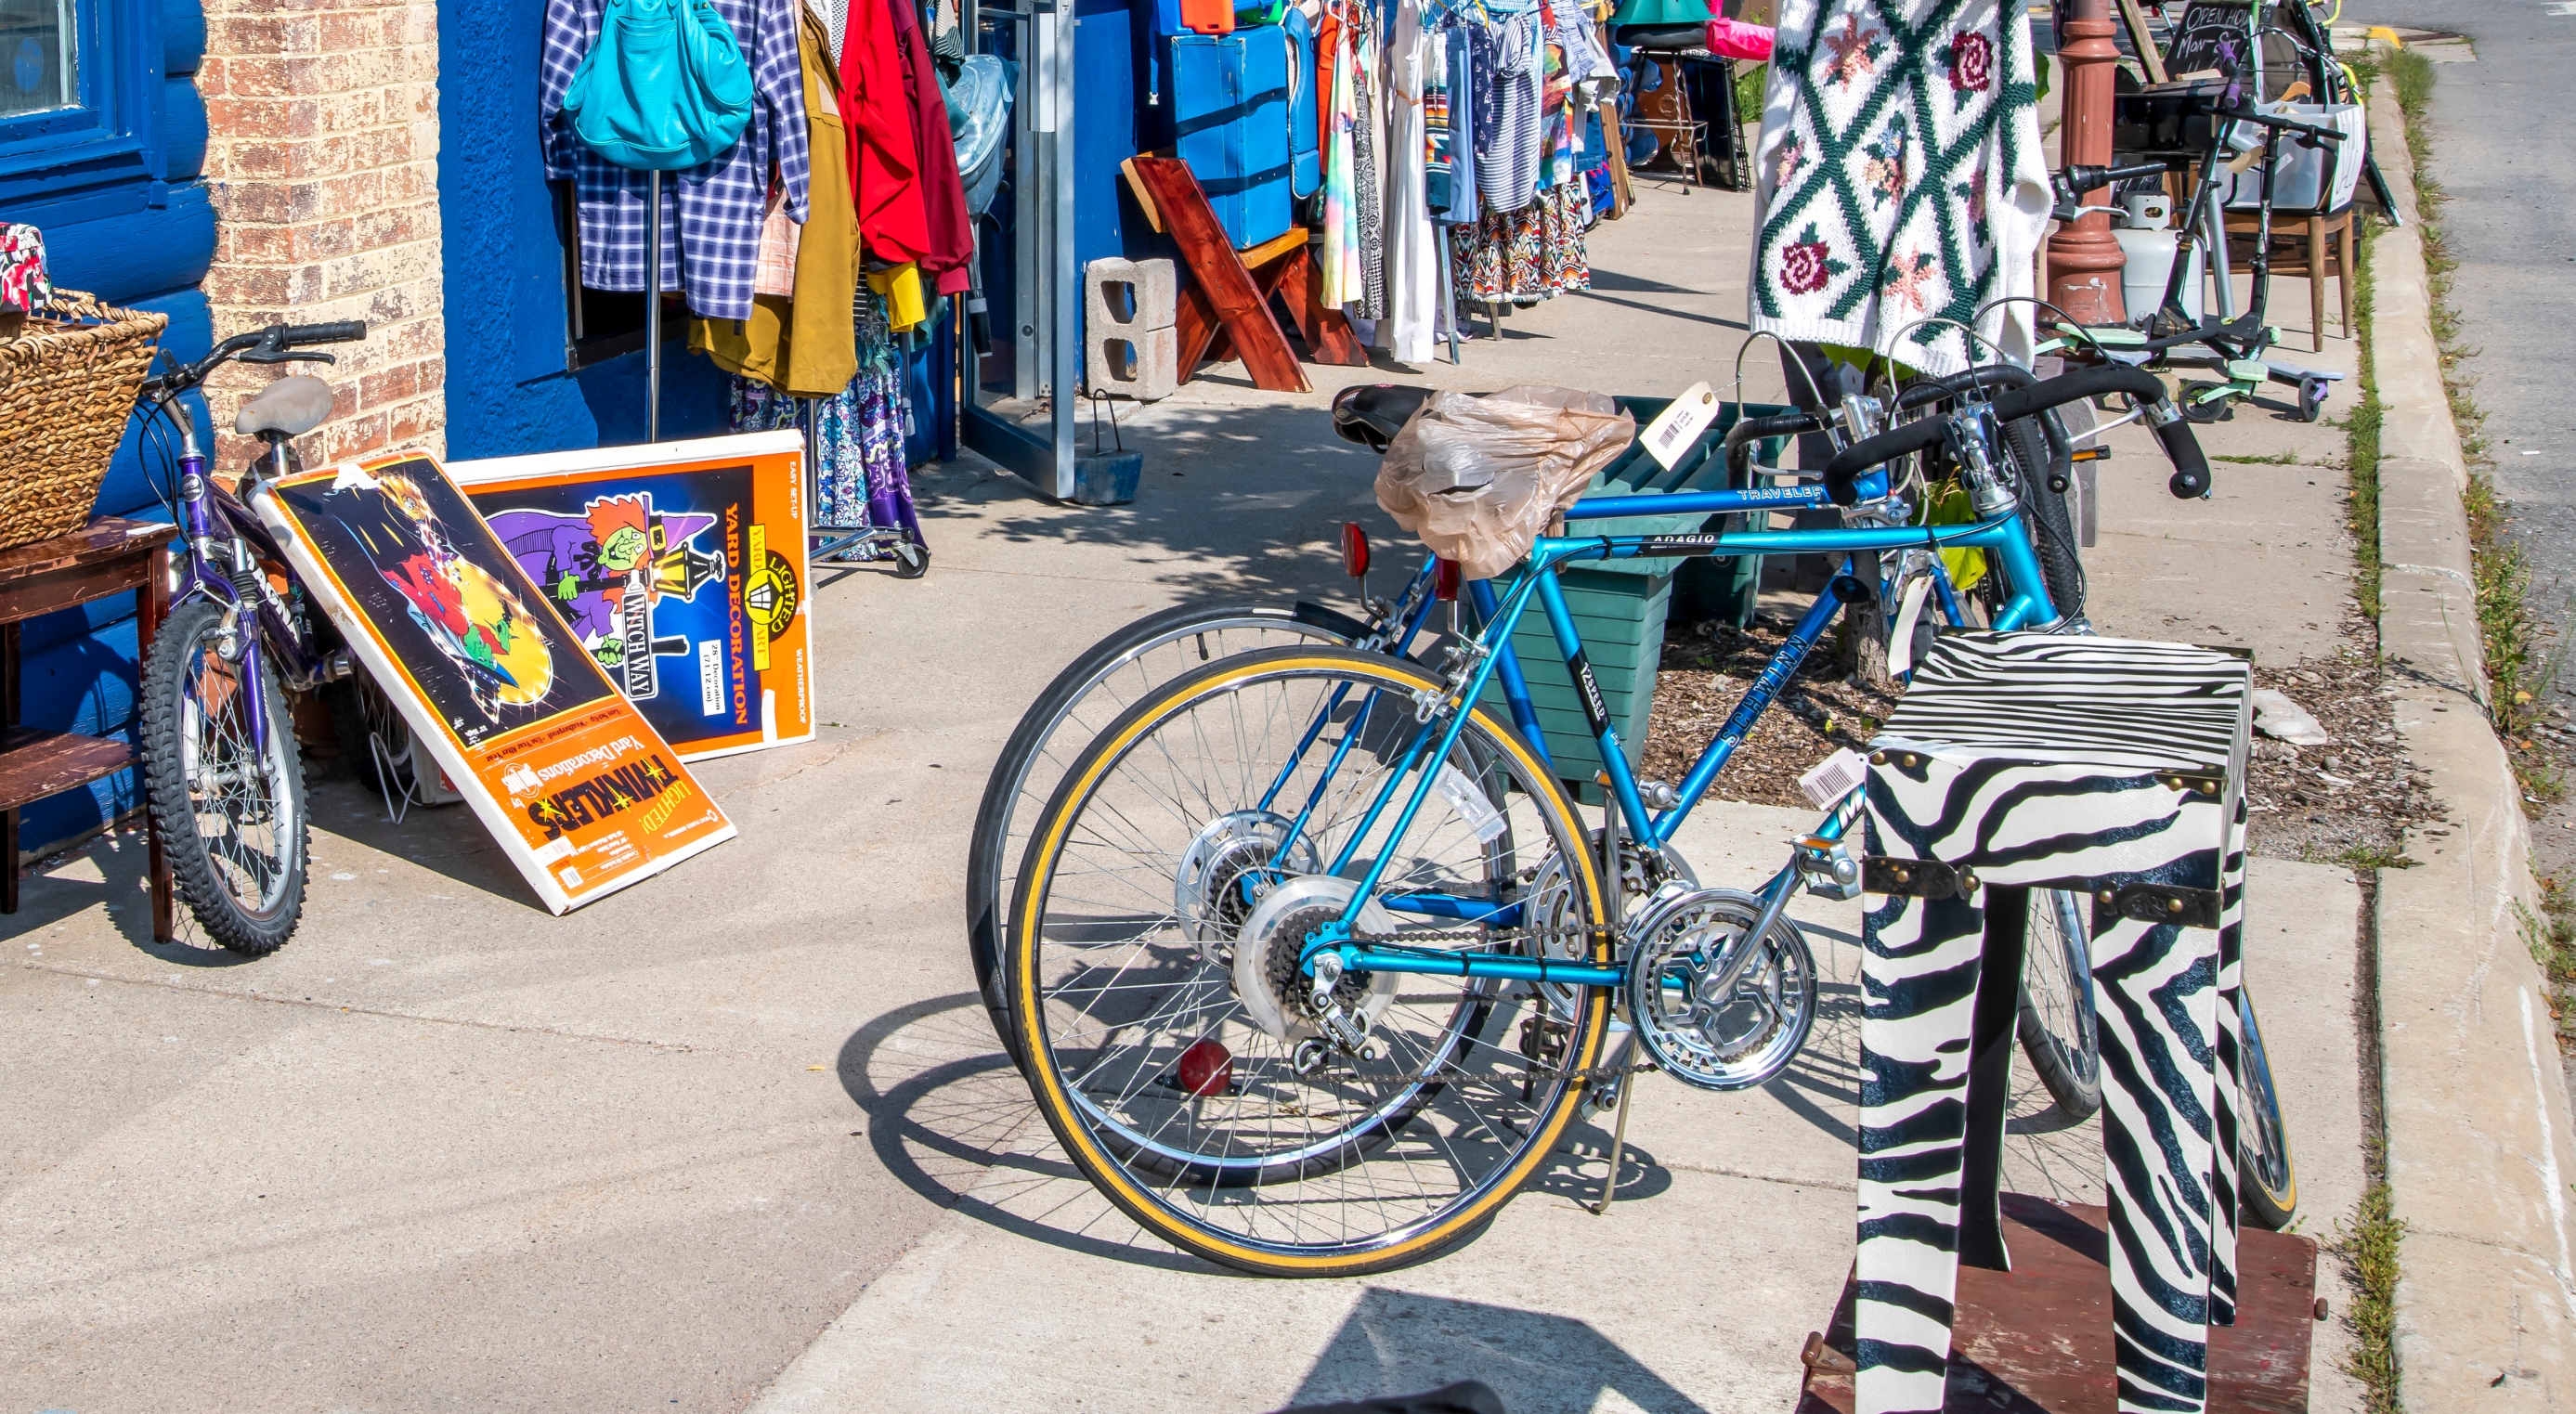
[239, 350, 337, 366]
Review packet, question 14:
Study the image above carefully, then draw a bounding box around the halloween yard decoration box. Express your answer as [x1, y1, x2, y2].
[449, 431, 816, 761]
[254, 452, 736, 914]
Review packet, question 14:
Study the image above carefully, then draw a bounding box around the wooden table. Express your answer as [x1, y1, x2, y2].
[1, 516, 177, 939]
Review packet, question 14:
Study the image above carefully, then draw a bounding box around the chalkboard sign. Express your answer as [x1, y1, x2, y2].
[2165, 0, 2263, 80]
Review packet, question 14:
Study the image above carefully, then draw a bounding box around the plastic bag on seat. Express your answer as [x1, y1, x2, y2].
[1373, 385, 1635, 580]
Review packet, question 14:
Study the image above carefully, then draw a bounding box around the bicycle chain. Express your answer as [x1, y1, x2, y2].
[1327, 928, 1653, 1081]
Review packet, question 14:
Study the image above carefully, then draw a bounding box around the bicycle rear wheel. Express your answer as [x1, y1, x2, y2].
[2016, 889, 2102, 1120]
[139, 599, 309, 953]
[969, 602, 1370, 1063]
[1007, 646, 1609, 1276]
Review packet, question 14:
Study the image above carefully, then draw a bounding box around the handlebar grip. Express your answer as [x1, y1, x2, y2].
[1821, 419, 1948, 507]
[1983, 363, 2166, 422]
[2154, 419, 2212, 499]
[1893, 363, 2035, 413]
[281, 320, 367, 344]
[1986, 364, 2212, 499]
[1724, 410, 1822, 484]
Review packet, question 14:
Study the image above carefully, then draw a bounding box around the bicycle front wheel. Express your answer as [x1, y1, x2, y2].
[139, 599, 310, 953]
[1007, 646, 1609, 1276]
[2016, 888, 2102, 1120]
[2238, 985, 2298, 1229]
[969, 602, 1369, 1063]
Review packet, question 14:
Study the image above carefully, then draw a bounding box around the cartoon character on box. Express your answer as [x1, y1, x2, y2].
[485, 494, 724, 699]
[351, 470, 555, 720]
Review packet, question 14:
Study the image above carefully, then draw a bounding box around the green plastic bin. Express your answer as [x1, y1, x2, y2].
[1477, 398, 1794, 801]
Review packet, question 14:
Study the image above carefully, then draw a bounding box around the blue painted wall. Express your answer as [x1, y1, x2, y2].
[437, 0, 728, 461]
[10, 0, 216, 855]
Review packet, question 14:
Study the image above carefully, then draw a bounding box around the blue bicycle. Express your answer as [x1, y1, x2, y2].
[996, 363, 2218, 1275]
[970, 370, 2102, 1109]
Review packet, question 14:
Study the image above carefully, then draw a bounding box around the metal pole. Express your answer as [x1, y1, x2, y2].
[645, 168, 663, 443]
[2044, 0, 2128, 324]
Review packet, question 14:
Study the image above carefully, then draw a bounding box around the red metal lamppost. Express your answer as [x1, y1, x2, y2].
[2045, 0, 2127, 324]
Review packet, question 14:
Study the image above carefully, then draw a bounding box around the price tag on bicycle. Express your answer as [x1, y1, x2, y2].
[1638, 381, 1723, 471]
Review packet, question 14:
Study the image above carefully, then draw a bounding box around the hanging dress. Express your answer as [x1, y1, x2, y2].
[1382, 0, 1436, 364]
[1318, 4, 1365, 307]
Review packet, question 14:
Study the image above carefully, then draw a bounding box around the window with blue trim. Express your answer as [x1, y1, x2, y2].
[0, 0, 189, 222]
[2, 0, 80, 119]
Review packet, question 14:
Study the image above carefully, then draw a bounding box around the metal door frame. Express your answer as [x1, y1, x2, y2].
[963, 0, 1080, 500]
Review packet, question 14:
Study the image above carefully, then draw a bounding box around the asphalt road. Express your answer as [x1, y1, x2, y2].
[2350, 8, 2576, 632]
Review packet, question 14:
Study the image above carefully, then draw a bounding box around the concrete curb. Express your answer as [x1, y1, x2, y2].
[2365, 80, 2576, 1409]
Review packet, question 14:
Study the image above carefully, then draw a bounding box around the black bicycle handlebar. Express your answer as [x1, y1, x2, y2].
[279, 320, 367, 345]
[1822, 365, 2209, 504]
[1893, 363, 2036, 413]
[2213, 104, 2346, 142]
[1723, 410, 1824, 483]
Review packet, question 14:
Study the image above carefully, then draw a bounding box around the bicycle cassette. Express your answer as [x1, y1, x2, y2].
[1622, 887, 1817, 1092]
[1233, 876, 1400, 1044]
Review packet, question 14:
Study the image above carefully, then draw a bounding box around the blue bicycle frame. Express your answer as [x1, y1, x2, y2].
[1285, 467, 2064, 989]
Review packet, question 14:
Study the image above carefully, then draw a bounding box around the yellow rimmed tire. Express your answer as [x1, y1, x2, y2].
[1006, 646, 1609, 1276]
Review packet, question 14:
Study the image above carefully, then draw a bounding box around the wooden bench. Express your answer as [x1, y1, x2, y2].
[1, 516, 176, 939]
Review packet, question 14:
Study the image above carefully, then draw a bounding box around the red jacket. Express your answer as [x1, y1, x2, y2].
[841, 0, 930, 265]
[886, 0, 975, 293]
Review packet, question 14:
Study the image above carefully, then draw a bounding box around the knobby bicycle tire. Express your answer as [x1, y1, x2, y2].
[1005, 645, 1609, 1276]
[140, 599, 310, 954]
[2000, 412, 2086, 621]
[968, 602, 1372, 1064]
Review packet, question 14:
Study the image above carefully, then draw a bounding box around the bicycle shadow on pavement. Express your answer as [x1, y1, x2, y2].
[832, 990, 1231, 1276]
[832, 990, 1713, 1275]
[0, 823, 213, 955]
[1283, 1289, 1712, 1414]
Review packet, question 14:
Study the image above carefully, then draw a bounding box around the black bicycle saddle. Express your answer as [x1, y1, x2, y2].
[1614, 22, 1705, 50]
[1330, 383, 1440, 451]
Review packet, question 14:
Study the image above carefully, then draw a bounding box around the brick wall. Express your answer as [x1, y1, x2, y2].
[197, 0, 444, 472]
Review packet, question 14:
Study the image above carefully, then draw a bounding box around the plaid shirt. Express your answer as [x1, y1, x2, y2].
[540, 0, 812, 323]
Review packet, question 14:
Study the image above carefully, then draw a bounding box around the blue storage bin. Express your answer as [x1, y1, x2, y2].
[1172, 26, 1297, 249]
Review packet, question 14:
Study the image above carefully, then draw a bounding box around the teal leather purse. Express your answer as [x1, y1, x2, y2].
[562, 0, 756, 172]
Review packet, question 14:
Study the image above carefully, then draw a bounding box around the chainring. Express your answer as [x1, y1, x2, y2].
[1623, 886, 1817, 1092]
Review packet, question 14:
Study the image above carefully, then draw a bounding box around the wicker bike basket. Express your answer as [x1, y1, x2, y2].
[0, 290, 167, 551]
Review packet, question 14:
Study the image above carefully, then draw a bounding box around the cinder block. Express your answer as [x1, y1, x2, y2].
[1086, 324, 1178, 402]
[1083, 256, 1177, 332]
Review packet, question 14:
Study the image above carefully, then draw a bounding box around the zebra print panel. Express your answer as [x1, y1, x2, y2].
[2092, 905, 2219, 1414]
[2209, 796, 2249, 1329]
[1855, 633, 2250, 1414]
[1888, 633, 2244, 769]
[1854, 888, 1991, 1414]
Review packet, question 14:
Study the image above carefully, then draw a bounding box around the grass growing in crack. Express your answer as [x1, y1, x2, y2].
[2337, 842, 2419, 871]
[2519, 882, 2576, 1040]
[2346, 209, 2384, 619]
[2383, 45, 2565, 802]
[2333, 1165, 2405, 1414]
[2216, 451, 2302, 465]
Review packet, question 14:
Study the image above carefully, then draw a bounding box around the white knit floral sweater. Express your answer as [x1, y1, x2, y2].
[1746, 0, 2051, 376]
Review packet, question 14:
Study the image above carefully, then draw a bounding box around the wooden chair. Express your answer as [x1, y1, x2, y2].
[1120, 156, 1367, 394]
[2226, 205, 2356, 353]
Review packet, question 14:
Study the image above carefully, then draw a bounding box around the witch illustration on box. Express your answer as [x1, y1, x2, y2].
[486, 494, 726, 699]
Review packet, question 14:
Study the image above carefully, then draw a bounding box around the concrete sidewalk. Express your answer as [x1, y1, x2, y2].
[748, 182, 2383, 1412]
[2, 173, 2383, 1411]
